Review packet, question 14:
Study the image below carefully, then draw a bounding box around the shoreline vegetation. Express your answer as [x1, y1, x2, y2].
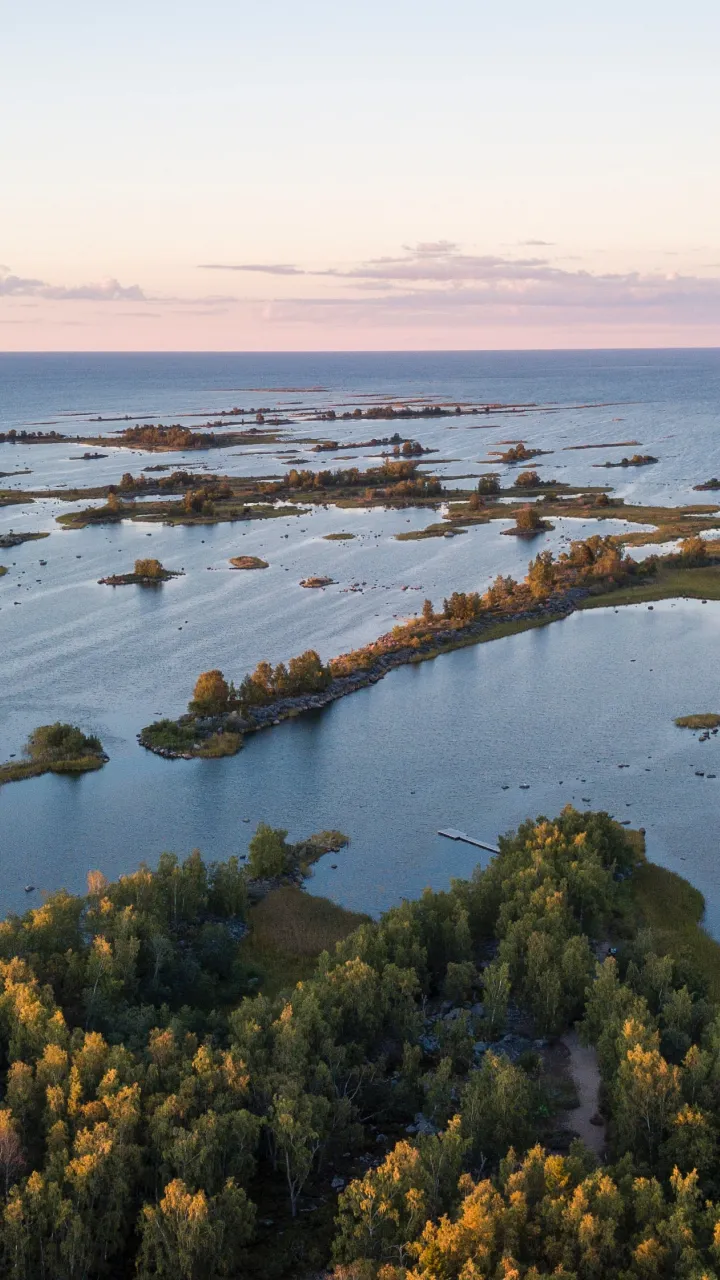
[597, 452, 659, 468]
[98, 558, 182, 586]
[80, 424, 290, 451]
[2, 808, 720, 1275]
[0, 722, 108, 785]
[139, 534, 720, 760]
[15, 460, 715, 548]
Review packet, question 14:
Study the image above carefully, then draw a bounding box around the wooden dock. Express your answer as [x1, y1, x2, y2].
[438, 828, 500, 854]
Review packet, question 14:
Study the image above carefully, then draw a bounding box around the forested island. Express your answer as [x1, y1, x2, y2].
[0, 806, 719, 1276]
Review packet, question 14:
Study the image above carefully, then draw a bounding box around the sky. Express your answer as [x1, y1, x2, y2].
[2, 0, 719, 351]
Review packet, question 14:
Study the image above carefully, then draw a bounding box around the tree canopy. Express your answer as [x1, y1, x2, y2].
[0, 809, 718, 1276]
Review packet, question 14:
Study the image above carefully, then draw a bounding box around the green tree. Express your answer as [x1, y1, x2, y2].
[247, 823, 290, 879]
[460, 1051, 533, 1164]
[269, 1086, 330, 1217]
[136, 1177, 255, 1279]
[481, 959, 511, 1036]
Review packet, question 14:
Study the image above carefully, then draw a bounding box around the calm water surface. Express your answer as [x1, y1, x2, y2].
[2, 602, 720, 931]
[1, 353, 719, 927]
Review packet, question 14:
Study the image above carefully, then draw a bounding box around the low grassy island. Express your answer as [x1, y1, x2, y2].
[229, 555, 269, 570]
[0, 565, 7, 577]
[694, 477, 720, 491]
[675, 713, 720, 729]
[98, 557, 182, 586]
[300, 575, 336, 588]
[323, 531, 355, 540]
[0, 722, 108, 785]
[502, 504, 555, 538]
[599, 453, 659, 468]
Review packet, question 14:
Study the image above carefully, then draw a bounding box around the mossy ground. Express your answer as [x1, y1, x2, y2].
[631, 861, 720, 1001]
[239, 885, 369, 996]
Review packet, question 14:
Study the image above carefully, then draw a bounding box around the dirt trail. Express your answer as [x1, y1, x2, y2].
[561, 1030, 605, 1157]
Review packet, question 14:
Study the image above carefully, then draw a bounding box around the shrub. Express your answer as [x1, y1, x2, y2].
[443, 960, 478, 1004]
[24, 723, 102, 763]
[515, 505, 543, 532]
[133, 557, 166, 578]
[247, 823, 291, 879]
[679, 535, 708, 564]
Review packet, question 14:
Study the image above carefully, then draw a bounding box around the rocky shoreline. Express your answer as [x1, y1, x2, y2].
[138, 588, 586, 760]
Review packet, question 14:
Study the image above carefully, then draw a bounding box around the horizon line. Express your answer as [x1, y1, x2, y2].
[1, 344, 720, 357]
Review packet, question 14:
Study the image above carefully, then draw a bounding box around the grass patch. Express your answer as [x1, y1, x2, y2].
[0, 492, 33, 507]
[139, 720, 242, 758]
[412, 615, 558, 662]
[675, 713, 720, 729]
[631, 860, 720, 1001]
[0, 566, 6, 578]
[323, 531, 355, 540]
[194, 731, 242, 758]
[578, 563, 720, 608]
[239, 886, 369, 995]
[139, 719, 199, 752]
[0, 755, 105, 785]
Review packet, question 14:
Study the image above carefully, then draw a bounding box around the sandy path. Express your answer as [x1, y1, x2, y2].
[561, 1030, 605, 1157]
